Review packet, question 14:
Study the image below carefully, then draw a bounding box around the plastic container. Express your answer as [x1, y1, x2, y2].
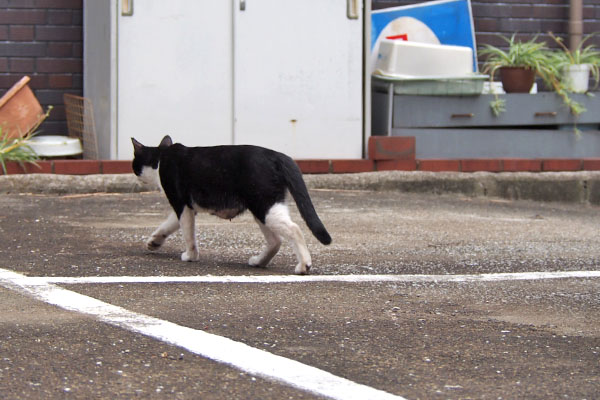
[372, 73, 488, 96]
[374, 39, 474, 78]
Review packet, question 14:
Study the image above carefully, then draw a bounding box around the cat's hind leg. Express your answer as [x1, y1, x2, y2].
[179, 206, 199, 261]
[264, 203, 312, 275]
[249, 219, 282, 268]
[147, 211, 180, 250]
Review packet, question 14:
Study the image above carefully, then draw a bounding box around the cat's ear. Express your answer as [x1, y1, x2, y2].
[131, 137, 143, 153]
[159, 135, 173, 148]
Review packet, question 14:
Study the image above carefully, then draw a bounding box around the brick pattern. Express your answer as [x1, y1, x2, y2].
[294, 160, 331, 174]
[542, 159, 582, 172]
[368, 136, 415, 160]
[0, 0, 83, 136]
[331, 159, 375, 173]
[418, 159, 461, 172]
[376, 159, 417, 171]
[4, 158, 600, 176]
[2, 159, 52, 174]
[502, 159, 543, 172]
[583, 159, 600, 170]
[461, 159, 503, 173]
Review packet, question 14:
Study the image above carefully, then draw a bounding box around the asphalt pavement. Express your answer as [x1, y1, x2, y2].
[0, 172, 599, 399]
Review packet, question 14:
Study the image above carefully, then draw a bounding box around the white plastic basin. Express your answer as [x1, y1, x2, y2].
[28, 135, 82, 157]
[375, 39, 474, 78]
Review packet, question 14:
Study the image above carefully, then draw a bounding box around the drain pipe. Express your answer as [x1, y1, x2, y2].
[569, 0, 583, 50]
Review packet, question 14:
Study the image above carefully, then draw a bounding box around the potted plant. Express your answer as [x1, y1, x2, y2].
[548, 32, 600, 93]
[479, 34, 590, 117]
[0, 105, 52, 173]
[480, 34, 553, 94]
[0, 76, 46, 140]
[479, 34, 556, 115]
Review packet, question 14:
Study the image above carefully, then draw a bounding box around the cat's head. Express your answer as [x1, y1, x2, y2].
[131, 135, 173, 186]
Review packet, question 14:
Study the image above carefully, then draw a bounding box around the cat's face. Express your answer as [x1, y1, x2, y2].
[131, 136, 172, 187]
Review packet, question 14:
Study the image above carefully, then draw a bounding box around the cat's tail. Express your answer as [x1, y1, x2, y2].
[282, 156, 332, 245]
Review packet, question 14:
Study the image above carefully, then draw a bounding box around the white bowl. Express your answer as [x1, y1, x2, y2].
[28, 135, 83, 157]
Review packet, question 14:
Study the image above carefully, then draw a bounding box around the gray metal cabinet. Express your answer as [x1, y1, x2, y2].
[371, 85, 600, 159]
[391, 93, 598, 128]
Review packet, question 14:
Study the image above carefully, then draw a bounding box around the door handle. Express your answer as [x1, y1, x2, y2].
[347, 0, 359, 19]
[534, 111, 557, 117]
[122, 0, 133, 16]
[240, 0, 246, 11]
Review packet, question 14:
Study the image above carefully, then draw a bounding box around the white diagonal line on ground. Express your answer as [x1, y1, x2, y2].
[0, 268, 405, 400]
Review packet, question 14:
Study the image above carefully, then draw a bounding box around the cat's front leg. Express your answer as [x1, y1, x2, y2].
[179, 206, 199, 261]
[146, 211, 180, 250]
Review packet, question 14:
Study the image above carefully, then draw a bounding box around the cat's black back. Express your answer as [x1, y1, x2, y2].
[161, 144, 288, 222]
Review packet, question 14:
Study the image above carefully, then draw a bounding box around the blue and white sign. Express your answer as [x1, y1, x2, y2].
[371, 0, 477, 71]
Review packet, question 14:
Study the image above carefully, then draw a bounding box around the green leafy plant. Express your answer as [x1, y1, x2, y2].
[0, 129, 38, 173]
[480, 34, 555, 78]
[488, 97, 506, 116]
[479, 34, 589, 118]
[548, 31, 600, 90]
[479, 35, 557, 116]
[0, 105, 53, 173]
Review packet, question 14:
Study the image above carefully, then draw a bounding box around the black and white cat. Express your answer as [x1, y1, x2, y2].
[131, 135, 331, 274]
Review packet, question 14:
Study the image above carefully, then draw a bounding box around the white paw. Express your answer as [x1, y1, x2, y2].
[181, 250, 199, 262]
[294, 263, 311, 275]
[249, 255, 267, 268]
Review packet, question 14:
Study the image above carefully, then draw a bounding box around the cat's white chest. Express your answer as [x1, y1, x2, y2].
[139, 165, 162, 191]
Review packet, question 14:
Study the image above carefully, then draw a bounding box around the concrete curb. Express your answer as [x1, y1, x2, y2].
[304, 171, 600, 204]
[0, 174, 149, 195]
[2, 171, 600, 204]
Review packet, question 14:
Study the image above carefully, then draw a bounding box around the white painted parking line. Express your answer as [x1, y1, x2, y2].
[2, 268, 599, 399]
[0, 268, 404, 400]
[17, 270, 600, 286]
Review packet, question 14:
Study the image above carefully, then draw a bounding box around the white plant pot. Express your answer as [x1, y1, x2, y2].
[564, 64, 590, 93]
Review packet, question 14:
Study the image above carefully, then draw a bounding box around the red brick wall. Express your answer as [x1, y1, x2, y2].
[0, 0, 83, 136]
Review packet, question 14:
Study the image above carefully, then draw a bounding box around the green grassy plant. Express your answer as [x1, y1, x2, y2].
[548, 32, 600, 90]
[480, 34, 555, 78]
[480, 34, 587, 118]
[0, 106, 52, 173]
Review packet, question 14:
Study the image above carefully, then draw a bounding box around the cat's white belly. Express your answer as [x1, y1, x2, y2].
[192, 204, 244, 220]
[208, 208, 244, 220]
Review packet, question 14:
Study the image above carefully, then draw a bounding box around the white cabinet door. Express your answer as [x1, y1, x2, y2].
[116, 1, 233, 159]
[115, 0, 363, 160]
[233, 0, 363, 158]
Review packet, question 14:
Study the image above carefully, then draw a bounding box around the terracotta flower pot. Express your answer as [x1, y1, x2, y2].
[499, 67, 536, 93]
[0, 76, 44, 140]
